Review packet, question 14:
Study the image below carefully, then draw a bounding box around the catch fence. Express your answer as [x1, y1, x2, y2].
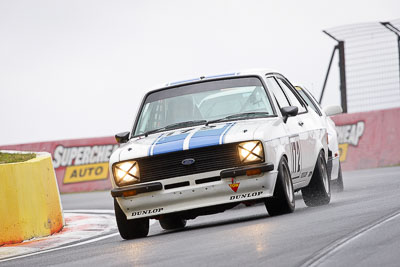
[321, 18, 400, 113]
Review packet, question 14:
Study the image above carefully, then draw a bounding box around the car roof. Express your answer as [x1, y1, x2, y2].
[155, 68, 279, 89]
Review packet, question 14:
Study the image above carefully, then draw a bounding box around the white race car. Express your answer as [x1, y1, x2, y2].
[110, 70, 331, 239]
[294, 86, 344, 191]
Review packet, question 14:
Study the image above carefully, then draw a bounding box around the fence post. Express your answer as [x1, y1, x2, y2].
[319, 45, 338, 104]
[322, 31, 348, 113]
[338, 41, 348, 113]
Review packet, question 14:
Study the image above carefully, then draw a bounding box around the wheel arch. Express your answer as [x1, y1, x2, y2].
[313, 129, 329, 164]
[273, 148, 289, 172]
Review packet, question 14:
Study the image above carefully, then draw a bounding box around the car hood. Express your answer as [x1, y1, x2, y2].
[115, 118, 279, 162]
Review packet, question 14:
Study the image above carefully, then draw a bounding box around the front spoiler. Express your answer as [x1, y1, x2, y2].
[114, 165, 277, 220]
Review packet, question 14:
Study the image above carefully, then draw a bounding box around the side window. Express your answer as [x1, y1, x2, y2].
[295, 87, 322, 116]
[265, 77, 290, 108]
[277, 79, 307, 113]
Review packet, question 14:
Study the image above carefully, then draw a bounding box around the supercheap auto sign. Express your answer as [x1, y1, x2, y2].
[335, 121, 365, 162]
[332, 107, 400, 171]
[53, 144, 119, 184]
[0, 136, 117, 193]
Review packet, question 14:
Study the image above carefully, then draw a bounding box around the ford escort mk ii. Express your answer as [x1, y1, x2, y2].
[110, 70, 331, 239]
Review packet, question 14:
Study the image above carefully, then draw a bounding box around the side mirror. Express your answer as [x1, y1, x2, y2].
[115, 131, 130, 144]
[281, 106, 298, 123]
[323, 105, 343, 116]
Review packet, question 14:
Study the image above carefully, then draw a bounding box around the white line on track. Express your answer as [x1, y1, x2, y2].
[300, 209, 400, 267]
[0, 209, 156, 263]
[64, 209, 115, 214]
[0, 232, 120, 263]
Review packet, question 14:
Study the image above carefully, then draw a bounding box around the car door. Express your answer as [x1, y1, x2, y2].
[275, 77, 319, 176]
[265, 76, 303, 180]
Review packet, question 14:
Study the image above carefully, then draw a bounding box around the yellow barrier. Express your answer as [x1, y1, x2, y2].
[0, 152, 64, 246]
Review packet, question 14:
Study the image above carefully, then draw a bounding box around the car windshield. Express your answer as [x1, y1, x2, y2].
[133, 77, 274, 136]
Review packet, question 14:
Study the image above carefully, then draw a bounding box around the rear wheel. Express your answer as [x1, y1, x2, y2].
[331, 163, 344, 192]
[114, 199, 149, 239]
[302, 151, 331, 207]
[265, 157, 295, 216]
[159, 215, 187, 230]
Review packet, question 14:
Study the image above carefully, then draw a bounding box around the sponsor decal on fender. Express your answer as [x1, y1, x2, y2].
[52, 144, 119, 184]
[335, 121, 365, 162]
[229, 191, 263, 200]
[132, 208, 164, 217]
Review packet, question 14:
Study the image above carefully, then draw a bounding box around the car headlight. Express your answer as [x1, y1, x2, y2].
[238, 141, 264, 163]
[113, 160, 140, 186]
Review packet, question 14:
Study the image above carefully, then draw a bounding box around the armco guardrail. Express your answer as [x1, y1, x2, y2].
[332, 107, 400, 171]
[0, 152, 64, 246]
[0, 137, 117, 193]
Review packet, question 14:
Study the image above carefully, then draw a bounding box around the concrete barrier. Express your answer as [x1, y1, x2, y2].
[0, 137, 116, 193]
[332, 107, 400, 171]
[0, 152, 64, 246]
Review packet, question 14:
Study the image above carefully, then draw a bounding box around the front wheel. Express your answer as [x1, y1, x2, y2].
[302, 151, 331, 207]
[114, 199, 149, 239]
[265, 157, 295, 216]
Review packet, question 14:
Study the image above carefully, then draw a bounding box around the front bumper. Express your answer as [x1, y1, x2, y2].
[113, 163, 277, 219]
[111, 182, 163, 198]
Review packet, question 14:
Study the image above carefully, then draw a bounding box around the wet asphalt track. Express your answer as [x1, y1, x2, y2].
[2, 166, 400, 266]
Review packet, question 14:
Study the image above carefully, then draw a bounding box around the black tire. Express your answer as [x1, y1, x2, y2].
[159, 215, 187, 230]
[114, 199, 149, 239]
[331, 163, 344, 192]
[302, 151, 331, 207]
[265, 157, 295, 216]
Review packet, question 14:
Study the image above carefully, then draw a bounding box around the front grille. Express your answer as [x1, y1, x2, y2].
[137, 143, 247, 183]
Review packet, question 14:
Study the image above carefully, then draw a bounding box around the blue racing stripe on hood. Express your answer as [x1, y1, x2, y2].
[152, 132, 189, 155]
[148, 133, 165, 156]
[189, 123, 233, 149]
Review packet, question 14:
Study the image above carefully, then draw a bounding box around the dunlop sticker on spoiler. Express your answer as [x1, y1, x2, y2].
[132, 208, 164, 217]
[230, 191, 263, 200]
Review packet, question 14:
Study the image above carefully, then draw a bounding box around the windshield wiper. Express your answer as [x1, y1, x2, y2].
[206, 112, 270, 126]
[163, 120, 207, 130]
[144, 120, 207, 137]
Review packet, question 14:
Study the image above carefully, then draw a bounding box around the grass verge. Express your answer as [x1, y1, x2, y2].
[0, 152, 36, 164]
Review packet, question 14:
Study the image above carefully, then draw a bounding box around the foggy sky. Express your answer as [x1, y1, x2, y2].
[1, 0, 399, 145]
